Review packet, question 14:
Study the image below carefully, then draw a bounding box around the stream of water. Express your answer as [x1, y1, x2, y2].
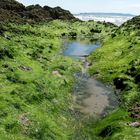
[63, 39, 118, 118]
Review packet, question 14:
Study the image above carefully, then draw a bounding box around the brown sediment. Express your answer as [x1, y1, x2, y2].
[73, 76, 118, 117]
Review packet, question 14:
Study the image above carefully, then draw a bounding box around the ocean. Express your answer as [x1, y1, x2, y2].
[74, 13, 135, 26]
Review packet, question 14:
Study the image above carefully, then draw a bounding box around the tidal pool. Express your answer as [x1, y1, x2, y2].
[63, 39, 100, 58]
[63, 39, 118, 117]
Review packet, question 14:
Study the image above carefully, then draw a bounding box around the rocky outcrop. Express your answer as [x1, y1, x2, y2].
[0, 0, 76, 22]
[120, 15, 140, 32]
[0, 0, 26, 11]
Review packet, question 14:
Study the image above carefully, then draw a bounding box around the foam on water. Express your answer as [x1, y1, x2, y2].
[74, 13, 134, 26]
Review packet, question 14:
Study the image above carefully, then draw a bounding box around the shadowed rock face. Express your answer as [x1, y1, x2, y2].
[121, 15, 140, 32]
[0, 0, 76, 22]
[49, 6, 76, 20]
[0, 0, 26, 11]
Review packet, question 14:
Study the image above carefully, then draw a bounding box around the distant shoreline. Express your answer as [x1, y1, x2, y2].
[74, 13, 135, 26]
[74, 12, 135, 17]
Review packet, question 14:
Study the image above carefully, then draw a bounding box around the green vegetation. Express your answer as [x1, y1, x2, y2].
[0, 21, 78, 140]
[88, 16, 140, 140]
[0, 20, 115, 139]
[1, 1, 140, 138]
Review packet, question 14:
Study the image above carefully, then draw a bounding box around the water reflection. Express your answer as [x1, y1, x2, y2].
[63, 39, 100, 58]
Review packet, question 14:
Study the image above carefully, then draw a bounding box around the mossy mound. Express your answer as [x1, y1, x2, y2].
[88, 14, 140, 140]
[0, 19, 115, 139]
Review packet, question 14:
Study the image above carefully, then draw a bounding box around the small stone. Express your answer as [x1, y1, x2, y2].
[52, 99, 59, 105]
[19, 65, 32, 71]
[19, 113, 31, 127]
[128, 122, 140, 127]
[52, 71, 62, 77]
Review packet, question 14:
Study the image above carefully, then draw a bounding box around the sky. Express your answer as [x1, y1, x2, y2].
[17, 0, 140, 15]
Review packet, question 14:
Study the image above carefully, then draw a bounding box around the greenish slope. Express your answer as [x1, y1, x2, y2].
[0, 20, 115, 139]
[88, 16, 140, 140]
[0, 22, 79, 140]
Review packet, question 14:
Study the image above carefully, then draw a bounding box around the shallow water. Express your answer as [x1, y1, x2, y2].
[63, 39, 118, 117]
[63, 39, 100, 58]
[73, 73, 118, 117]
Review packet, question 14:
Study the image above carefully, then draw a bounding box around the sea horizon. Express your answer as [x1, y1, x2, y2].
[74, 12, 136, 26]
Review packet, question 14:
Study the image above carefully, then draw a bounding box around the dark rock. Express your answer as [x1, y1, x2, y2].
[130, 114, 140, 120]
[61, 33, 66, 36]
[49, 6, 76, 20]
[7, 75, 27, 84]
[0, 0, 26, 12]
[126, 66, 136, 76]
[5, 123, 17, 132]
[0, 48, 14, 59]
[128, 45, 133, 49]
[121, 16, 140, 31]
[69, 32, 77, 38]
[5, 36, 11, 40]
[0, 30, 4, 35]
[59, 65, 65, 70]
[113, 77, 127, 90]
[26, 4, 42, 11]
[2, 64, 9, 68]
[49, 45, 53, 49]
[98, 125, 120, 137]
[19, 65, 32, 71]
[135, 74, 140, 84]
[111, 33, 116, 38]
[0, 0, 76, 22]
[90, 28, 101, 33]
